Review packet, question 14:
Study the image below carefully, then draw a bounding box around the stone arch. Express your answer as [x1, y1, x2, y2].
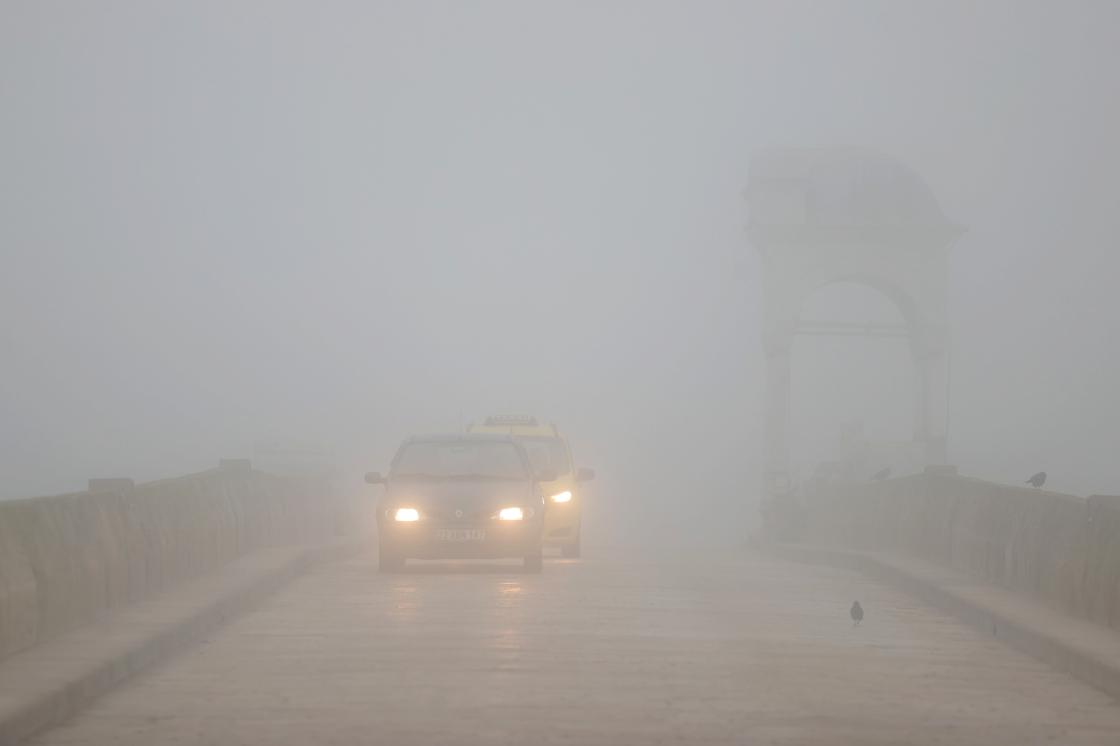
[812, 275, 918, 327]
[746, 147, 963, 499]
[793, 278, 920, 471]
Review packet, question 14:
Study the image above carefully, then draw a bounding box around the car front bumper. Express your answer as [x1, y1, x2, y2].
[542, 500, 580, 545]
[380, 521, 542, 560]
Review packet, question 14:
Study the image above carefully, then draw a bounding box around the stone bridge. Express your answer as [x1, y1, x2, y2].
[2, 463, 1120, 745]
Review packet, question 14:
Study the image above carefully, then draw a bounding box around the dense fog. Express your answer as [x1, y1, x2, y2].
[3, 0, 1119, 539]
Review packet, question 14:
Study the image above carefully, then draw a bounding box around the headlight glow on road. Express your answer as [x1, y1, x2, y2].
[550, 490, 572, 503]
[497, 507, 524, 521]
[394, 507, 420, 522]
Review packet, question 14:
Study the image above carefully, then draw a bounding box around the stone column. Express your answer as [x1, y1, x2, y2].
[763, 329, 794, 495]
[913, 325, 950, 465]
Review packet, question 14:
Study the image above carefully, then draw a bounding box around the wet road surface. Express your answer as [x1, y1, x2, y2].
[31, 546, 1120, 745]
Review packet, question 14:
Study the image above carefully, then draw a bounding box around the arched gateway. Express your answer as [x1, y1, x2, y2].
[745, 148, 964, 504]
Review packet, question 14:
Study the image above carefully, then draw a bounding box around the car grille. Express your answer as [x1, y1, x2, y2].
[423, 507, 493, 523]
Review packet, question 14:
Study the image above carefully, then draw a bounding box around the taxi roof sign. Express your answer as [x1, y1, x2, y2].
[483, 415, 539, 427]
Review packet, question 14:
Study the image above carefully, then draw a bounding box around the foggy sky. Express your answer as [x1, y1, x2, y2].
[3, 1, 1119, 524]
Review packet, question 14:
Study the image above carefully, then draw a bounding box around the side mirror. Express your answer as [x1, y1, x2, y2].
[535, 470, 558, 483]
[364, 471, 386, 485]
[577, 467, 596, 482]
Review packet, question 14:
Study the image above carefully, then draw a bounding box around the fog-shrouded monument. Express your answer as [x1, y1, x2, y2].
[746, 148, 964, 512]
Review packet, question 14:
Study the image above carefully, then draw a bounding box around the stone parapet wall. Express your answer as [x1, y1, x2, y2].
[803, 472, 1120, 629]
[0, 466, 370, 661]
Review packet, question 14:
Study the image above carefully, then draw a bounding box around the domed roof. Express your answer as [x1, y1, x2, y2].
[747, 148, 958, 234]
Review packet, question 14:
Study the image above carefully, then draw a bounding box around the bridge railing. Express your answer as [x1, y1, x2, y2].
[802, 469, 1120, 630]
[0, 463, 372, 662]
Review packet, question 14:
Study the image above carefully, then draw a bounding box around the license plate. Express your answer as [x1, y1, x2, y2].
[434, 528, 486, 542]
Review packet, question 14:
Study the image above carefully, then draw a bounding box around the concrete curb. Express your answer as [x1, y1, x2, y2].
[768, 542, 1120, 702]
[0, 541, 368, 746]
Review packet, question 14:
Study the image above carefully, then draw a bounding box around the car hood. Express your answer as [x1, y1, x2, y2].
[385, 480, 536, 516]
[538, 478, 574, 499]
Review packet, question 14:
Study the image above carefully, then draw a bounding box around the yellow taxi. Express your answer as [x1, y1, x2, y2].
[466, 415, 594, 557]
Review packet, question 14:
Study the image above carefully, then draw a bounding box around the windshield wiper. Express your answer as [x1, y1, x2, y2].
[391, 472, 450, 481]
[444, 473, 523, 481]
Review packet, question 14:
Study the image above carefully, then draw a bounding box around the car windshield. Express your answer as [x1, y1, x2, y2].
[520, 437, 571, 476]
[392, 441, 528, 480]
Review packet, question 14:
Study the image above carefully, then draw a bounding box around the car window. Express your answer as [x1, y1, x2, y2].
[392, 441, 528, 480]
[520, 437, 572, 476]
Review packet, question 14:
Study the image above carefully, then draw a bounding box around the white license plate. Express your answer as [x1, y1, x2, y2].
[434, 528, 486, 542]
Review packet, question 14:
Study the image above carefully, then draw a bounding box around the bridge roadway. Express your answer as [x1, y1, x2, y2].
[28, 539, 1120, 746]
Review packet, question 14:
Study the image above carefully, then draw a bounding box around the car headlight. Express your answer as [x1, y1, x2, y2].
[497, 507, 524, 521]
[393, 507, 420, 522]
[550, 490, 572, 504]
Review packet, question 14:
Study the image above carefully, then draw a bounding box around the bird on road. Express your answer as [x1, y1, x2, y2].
[1026, 472, 1047, 489]
[872, 467, 892, 481]
[850, 600, 864, 626]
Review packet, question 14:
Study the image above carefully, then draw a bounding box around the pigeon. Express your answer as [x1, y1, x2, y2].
[872, 467, 892, 481]
[1026, 472, 1047, 489]
[850, 600, 864, 626]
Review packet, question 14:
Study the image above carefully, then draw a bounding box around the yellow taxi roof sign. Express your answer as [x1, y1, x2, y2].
[484, 415, 538, 427]
[467, 415, 560, 438]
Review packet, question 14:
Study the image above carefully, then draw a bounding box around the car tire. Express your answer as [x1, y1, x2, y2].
[378, 546, 404, 573]
[561, 536, 581, 559]
[523, 550, 543, 574]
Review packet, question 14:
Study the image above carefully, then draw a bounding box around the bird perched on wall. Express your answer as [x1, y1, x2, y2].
[872, 467, 892, 481]
[850, 600, 864, 626]
[1026, 472, 1047, 488]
